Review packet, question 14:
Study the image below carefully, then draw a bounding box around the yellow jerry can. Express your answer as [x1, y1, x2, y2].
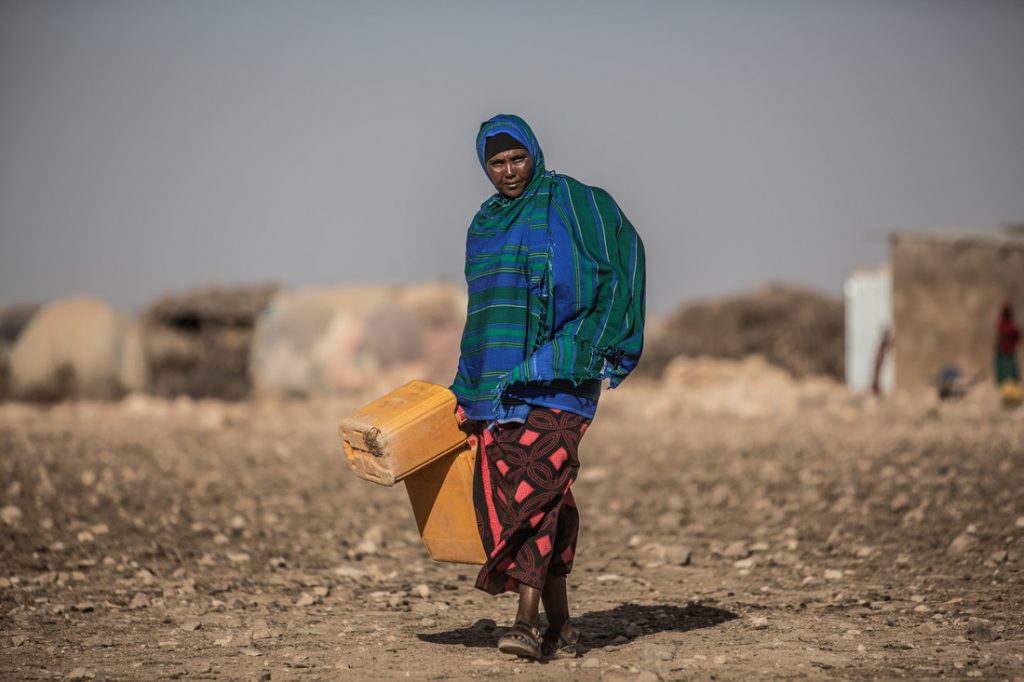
[338, 380, 486, 564]
[405, 443, 486, 564]
[338, 380, 468, 486]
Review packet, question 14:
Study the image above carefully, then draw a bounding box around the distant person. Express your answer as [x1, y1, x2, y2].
[871, 326, 893, 396]
[995, 302, 1020, 404]
[451, 115, 646, 660]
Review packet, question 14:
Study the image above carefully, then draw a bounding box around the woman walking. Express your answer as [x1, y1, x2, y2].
[996, 302, 1021, 406]
[451, 114, 645, 659]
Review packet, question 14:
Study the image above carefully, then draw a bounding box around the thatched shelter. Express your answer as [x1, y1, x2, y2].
[142, 285, 277, 399]
[641, 284, 845, 381]
[0, 303, 41, 400]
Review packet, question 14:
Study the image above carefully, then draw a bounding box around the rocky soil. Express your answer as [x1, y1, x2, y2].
[1, 382, 1022, 680]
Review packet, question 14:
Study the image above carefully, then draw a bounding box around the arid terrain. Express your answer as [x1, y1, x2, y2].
[1, 377, 1022, 680]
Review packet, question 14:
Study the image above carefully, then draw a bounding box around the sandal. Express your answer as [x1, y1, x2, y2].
[541, 620, 580, 659]
[497, 620, 542, 659]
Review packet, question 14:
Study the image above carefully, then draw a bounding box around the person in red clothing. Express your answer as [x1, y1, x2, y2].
[995, 302, 1020, 384]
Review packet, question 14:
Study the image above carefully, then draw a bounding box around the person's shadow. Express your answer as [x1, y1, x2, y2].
[417, 602, 737, 655]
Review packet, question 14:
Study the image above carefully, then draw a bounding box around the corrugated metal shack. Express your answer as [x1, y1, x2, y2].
[891, 229, 1024, 391]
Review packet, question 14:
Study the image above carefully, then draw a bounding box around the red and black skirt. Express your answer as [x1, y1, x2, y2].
[471, 407, 590, 595]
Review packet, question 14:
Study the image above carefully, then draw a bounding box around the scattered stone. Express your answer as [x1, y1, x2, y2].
[296, 592, 319, 608]
[213, 636, 233, 647]
[179, 619, 202, 632]
[11, 634, 27, 647]
[989, 549, 1008, 563]
[77, 530, 95, 543]
[721, 542, 750, 559]
[89, 523, 110, 536]
[128, 592, 150, 610]
[901, 505, 926, 526]
[1015, 516, 1024, 529]
[212, 533, 230, 545]
[83, 636, 113, 647]
[1, 505, 22, 526]
[947, 533, 978, 556]
[268, 557, 288, 569]
[71, 602, 96, 612]
[333, 566, 364, 579]
[596, 574, 621, 584]
[665, 493, 685, 512]
[229, 515, 247, 532]
[580, 657, 601, 669]
[663, 545, 692, 566]
[313, 586, 330, 598]
[750, 616, 769, 630]
[352, 525, 386, 556]
[250, 621, 273, 640]
[965, 617, 997, 643]
[226, 552, 250, 564]
[889, 492, 911, 512]
[639, 643, 674, 661]
[656, 512, 683, 531]
[733, 557, 755, 570]
[411, 584, 430, 599]
[67, 669, 94, 681]
[824, 569, 844, 581]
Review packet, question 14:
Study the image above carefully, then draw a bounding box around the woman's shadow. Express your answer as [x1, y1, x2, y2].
[417, 602, 737, 655]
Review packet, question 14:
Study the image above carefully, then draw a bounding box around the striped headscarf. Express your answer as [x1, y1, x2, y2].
[452, 114, 646, 422]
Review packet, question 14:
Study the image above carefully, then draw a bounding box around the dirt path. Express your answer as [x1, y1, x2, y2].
[1, 392, 1022, 680]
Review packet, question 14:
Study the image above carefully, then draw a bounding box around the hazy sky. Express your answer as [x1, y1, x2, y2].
[1, 1, 1022, 314]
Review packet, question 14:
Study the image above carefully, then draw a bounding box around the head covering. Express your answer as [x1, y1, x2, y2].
[475, 114, 545, 174]
[452, 114, 647, 423]
[483, 133, 527, 162]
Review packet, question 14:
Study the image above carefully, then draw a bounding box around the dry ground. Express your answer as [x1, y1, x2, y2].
[1, 387, 1022, 681]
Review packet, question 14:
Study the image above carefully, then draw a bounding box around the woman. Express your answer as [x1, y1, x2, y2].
[995, 302, 1020, 385]
[451, 114, 645, 660]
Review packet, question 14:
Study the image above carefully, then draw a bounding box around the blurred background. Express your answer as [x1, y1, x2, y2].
[1, 0, 1022, 403]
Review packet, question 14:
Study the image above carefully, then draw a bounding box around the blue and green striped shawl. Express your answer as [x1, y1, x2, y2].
[451, 114, 646, 422]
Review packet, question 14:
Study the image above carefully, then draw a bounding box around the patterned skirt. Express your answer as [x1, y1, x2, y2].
[471, 406, 590, 595]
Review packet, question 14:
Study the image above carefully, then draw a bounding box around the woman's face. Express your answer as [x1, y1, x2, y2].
[485, 148, 533, 199]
